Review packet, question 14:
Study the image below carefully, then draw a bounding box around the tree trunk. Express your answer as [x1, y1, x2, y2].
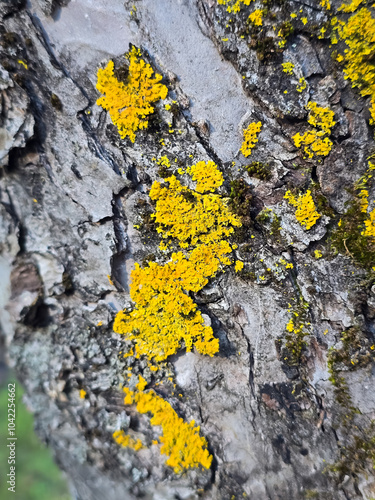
[1, 0, 375, 499]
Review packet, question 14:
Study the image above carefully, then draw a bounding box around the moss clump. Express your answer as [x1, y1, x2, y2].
[281, 301, 310, 367]
[245, 161, 271, 180]
[330, 196, 375, 270]
[278, 20, 294, 39]
[158, 165, 172, 178]
[113, 64, 129, 84]
[330, 159, 375, 269]
[228, 179, 253, 225]
[141, 253, 156, 267]
[50, 93, 62, 111]
[328, 326, 374, 375]
[250, 36, 278, 61]
[310, 183, 335, 218]
[328, 427, 375, 480]
[256, 208, 283, 245]
[327, 327, 375, 480]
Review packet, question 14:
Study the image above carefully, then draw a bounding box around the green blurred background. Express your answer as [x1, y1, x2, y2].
[0, 373, 71, 500]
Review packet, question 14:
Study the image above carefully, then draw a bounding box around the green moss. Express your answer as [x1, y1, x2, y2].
[330, 195, 375, 270]
[158, 164, 172, 178]
[328, 326, 374, 373]
[245, 161, 271, 181]
[256, 207, 272, 224]
[237, 268, 256, 281]
[303, 491, 319, 499]
[141, 253, 156, 267]
[281, 301, 310, 367]
[250, 36, 278, 62]
[113, 63, 129, 84]
[256, 208, 283, 246]
[1, 32, 18, 48]
[327, 327, 375, 480]
[50, 93, 62, 112]
[278, 20, 294, 39]
[228, 179, 253, 224]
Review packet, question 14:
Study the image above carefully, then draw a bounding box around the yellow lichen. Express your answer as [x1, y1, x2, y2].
[282, 62, 295, 75]
[17, 59, 28, 69]
[338, 0, 364, 13]
[248, 9, 263, 26]
[320, 0, 331, 10]
[117, 377, 212, 472]
[217, 0, 253, 14]
[114, 161, 242, 361]
[284, 190, 321, 229]
[293, 102, 335, 159]
[296, 77, 307, 93]
[96, 46, 168, 142]
[157, 155, 171, 168]
[359, 189, 369, 213]
[186, 160, 224, 193]
[314, 249, 323, 259]
[149, 170, 241, 249]
[240, 122, 262, 157]
[113, 431, 144, 451]
[235, 260, 244, 272]
[333, 4, 375, 125]
[306, 102, 335, 133]
[362, 208, 375, 238]
[79, 389, 86, 399]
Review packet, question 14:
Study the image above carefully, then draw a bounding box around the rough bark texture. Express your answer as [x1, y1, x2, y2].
[1, 0, 375, 499]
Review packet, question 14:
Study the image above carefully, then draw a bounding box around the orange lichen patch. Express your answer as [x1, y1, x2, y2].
[293, 102, 335, 159]
[186, 160, 224, 193]
[117, 377, 212, 473]
[113, 431, 144, 451]
[284, 190, 321, 229]
[96, 46, 168, 142]
[240, 122, 262, 157]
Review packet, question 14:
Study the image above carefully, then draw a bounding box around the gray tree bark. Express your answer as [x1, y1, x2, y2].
[1, 0, 375, 499]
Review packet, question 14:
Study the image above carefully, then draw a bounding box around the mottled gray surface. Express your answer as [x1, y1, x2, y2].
[30, 0, 252, 162]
